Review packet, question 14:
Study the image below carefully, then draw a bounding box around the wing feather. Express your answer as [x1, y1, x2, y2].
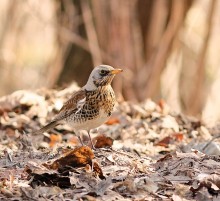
[54, 89, 86, 121]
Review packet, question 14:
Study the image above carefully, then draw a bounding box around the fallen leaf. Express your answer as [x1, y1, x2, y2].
[144, 179, 158, 193]
[93, 161, 105, 179]
[12, 104, 31, 114]
[172, 133, 184, 141]
[155, 133, 183, 147]
[158, 99, 170, 115]
[35, 186, 63, 197]
[194, 189, 213, 201]
[85, 163, 92, 173]
[174, 183, 191, 199]
[155, 136, 171, 147]
[5, 127, 16, 137]
[105, 117, 120, 125]
[44, 146, 94, 171]
[92, 134, 113, 148]
[162, 115, 179, 132]
[113, 178, 137, 193]
[78, 174, 112, 196]
[25, 164, 72, 188]
[156, 153, 173, 162]
[49, 134, 62, 148]
[82, 160, 105, 179]
[29, 171, 71, 188]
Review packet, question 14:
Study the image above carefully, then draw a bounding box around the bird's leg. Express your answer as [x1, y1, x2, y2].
[75, 131, 84, 146]
[88, 130, 96, 150]
[77, 135, 84, 146]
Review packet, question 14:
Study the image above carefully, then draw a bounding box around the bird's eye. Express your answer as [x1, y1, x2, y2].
[100, 70, 108, 76]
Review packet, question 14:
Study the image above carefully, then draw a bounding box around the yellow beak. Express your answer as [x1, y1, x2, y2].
[110, 69, 123, 75]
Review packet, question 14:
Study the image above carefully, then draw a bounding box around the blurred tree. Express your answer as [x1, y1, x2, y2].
[47, 0, 93, 87]
[1, 0, 219, 120]
[52, 0, 193, 102]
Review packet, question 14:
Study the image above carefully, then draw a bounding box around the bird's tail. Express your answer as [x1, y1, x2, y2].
[33, 121, 59, 135]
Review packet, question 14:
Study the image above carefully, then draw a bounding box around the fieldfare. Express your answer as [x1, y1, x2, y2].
[33, 65, 123, 148]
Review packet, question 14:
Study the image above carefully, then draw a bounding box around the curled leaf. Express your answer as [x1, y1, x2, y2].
[44, 146, 94, 171]
[92, 134, 113, 148]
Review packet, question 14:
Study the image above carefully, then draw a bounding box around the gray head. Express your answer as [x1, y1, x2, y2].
[84, 65, 123, 90]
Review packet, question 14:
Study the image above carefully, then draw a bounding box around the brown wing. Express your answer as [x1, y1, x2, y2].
[54, 89, 86, 121]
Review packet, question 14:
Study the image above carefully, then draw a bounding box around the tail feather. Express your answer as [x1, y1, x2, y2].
[33, 121, 58, 135]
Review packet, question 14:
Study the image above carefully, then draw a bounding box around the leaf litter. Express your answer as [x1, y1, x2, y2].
[0, 85, 220, 200]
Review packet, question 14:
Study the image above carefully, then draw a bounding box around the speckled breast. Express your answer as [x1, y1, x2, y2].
[68, 86, 116, 130]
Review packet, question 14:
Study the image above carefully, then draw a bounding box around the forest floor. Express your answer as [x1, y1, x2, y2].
[0, 84, 220, 201]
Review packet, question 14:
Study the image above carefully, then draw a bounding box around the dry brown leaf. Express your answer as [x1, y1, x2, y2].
[157, 153, 173, 162]
[158, 99, 170, 115]
[85, 163, 92, 173]
[28, 170, 71, 188]
[5, 127, 16, 137]
[113, 179, 137, 193]
[172, 133, 184, 141]
[93, 161, 105, 179]
[155, 136, 171, 147]
[44, 146, 94, 170]
[12, 104, 31, 115]
[84, 161, 105, 179]
[105, 117, 120, 125]
[25, 164, 72, 188]
[49, 134, 62, 148]
[92, 134, 114, 148]
[155, 133, 184, 147]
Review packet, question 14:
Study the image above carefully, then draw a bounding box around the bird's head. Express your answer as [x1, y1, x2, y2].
[84, 65, 123, 90]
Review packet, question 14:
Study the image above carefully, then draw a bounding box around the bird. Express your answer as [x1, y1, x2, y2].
[33, 65, 123, 148]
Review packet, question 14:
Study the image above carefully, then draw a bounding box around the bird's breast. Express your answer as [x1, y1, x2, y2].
[98, 86, 116, 114]
[68, 109, 109, 131]
[67, 86, 116, 131]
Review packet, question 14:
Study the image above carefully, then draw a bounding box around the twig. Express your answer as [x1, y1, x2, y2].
[112, 148, 140, 159]
[60, 27, 113, 63]
[202, 134, 220, 151]
[139, 176, 193, 183]
[153, 178, 192, 182]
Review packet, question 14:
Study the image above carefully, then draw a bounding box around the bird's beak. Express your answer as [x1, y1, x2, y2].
[110, 69, 123, 75]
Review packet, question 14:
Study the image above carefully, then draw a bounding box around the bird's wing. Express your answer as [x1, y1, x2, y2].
[54, 89, 86, 121]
